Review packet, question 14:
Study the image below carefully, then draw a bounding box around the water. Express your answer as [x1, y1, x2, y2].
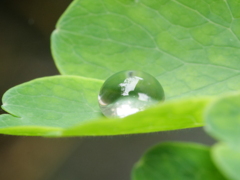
[98, 70, 165, 118]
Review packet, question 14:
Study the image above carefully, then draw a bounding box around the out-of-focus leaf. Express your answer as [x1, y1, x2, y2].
[132, 142, 226, 180]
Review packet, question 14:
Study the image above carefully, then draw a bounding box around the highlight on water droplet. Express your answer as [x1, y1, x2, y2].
[98, 70, 165, 118]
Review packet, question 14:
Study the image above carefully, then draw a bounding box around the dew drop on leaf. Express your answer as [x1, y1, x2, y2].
[98, 70, 165, 118]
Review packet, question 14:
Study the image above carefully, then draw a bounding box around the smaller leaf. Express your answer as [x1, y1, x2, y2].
[205, 92, 240, 148]
[0, 75, 103, 136]
[131, 142, 226, 180]
[212, 143, 240, 180]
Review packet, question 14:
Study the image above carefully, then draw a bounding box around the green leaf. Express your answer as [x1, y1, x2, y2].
[212, 143, 240, 180]
[132, 142, 226, 180]
[204, 93, 240, 179]
[63, 97, 210, 136]
[0, 76, 103, 136]
[51, 0, 240, 99]
[0, 76, 211, 136]
[205, 93, 240, 148]
[2, 0, 240, 136]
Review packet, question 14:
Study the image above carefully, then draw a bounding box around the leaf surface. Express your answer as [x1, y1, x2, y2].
[52, 0, 240, 99]
[132, 142, 226, 180]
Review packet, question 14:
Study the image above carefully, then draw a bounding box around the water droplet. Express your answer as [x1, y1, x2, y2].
[98, 70, 165, 118]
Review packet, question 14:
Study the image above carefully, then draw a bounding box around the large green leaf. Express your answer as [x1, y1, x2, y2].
[132, 142, 226, 180]
[0, 76, 211, 136]
[51, 0, 240, 99]
[212, 143, 240, 180]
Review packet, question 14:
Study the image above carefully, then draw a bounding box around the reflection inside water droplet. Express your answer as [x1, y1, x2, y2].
[98, 70, 165, 118]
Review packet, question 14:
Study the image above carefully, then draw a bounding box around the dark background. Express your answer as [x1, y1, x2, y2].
[0, 1, 215, 180]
